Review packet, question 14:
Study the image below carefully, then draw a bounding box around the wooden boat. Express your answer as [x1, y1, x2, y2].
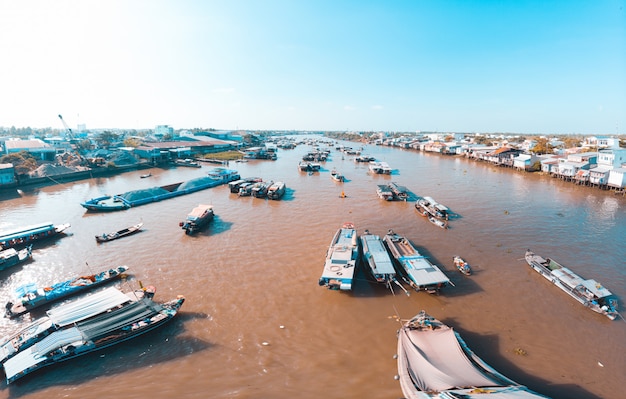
[377, 185, 394, 201]
[330, 169, 344, 182]
[238, 182, 255, 196]
[428, 215, 448, 229]
[415, 196, 449, 220]
[252, 181, 272, 198]
[95, 222, 143, 243]
[0, 286, 154, 364]
[524, 250, 619, 320]
[397, 310, 551, 399]
[0, 222, 70, 251]
[318, 222, 358, 291]
[181, 204, 214, 235]
[453, 255, 471, 275]
[3, 293, 184, 384]
[228, 177, 262, 193]
[81, 168, 240, 212]
[368, 161, 392, 174]
[388, 182, 408, 201]
[267, 181, 286, 200]
[383, 230, 451, 294]
[298, 161, 321, 172]
[5, 265, 129, 318]
[359, 231, 408, 295]
[140, 172, 152, 178]
[0, 245, 33, 272]
[173, 158, 201, 167]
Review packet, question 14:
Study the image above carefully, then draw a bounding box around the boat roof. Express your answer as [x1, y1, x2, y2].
[188, 204, 213, 218]
[361, 234, 395, 275]
[399, 255, 450, 286]
[0, 222, 55, 241]
[46, 287, 134, 326]
[321, 226, 358, 280]
[397, 315, 549, 398]
[4, 297, 163, 382]
[4, 326, 83, 382]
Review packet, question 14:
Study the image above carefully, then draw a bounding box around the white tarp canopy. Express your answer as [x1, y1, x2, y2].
[397, 318, 550, 399]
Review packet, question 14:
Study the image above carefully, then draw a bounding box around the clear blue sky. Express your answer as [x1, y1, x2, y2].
[1, 0, 624, 134]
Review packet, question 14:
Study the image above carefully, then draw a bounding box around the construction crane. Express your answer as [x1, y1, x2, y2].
[58, 114, 75, 142]
[57, 114, 87, 166]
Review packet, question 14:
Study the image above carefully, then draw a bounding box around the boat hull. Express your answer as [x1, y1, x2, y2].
[5, 265, 129, 318]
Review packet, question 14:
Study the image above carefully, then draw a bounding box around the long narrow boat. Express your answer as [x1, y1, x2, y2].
[95, 222, 143, 243]
[81, 168, 240, 211]
[0, 286, 152, 364]
[397, 310, 551, 399]
[383, 230, 451, 294]
[0, 222, 70, 251]
[5, 266, 129, 318]
[181, 204, 214, 235]
[0, 245, 33, 272]
[524, 250, 619, 320]
[359, 231, 408, 295]
[3, 294, 184, 384]
[318, 222, 358, 291]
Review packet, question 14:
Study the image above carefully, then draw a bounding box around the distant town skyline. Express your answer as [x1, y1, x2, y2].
[1, 1, 624, 135]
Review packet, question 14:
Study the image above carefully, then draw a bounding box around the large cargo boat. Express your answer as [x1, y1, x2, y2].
[3, 293, 184, 384]
[81, 168, 239, 211]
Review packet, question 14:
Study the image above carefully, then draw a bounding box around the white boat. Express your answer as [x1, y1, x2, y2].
[376, 185, 394, 201]
[397, 310, 551, 399]
[383, 230, 451, 294]
[359, 231, 408, 295]
[524, 250, 619, 320]
[330, 169, 344, 182]
[368, 161, 392, 174]
[0, 245, 32, 272]
[267, 181, 286, 200]
[318, 222, 358, 291]
[415, 196, 449, 220]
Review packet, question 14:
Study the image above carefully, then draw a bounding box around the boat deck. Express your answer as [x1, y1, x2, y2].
[361, 234, 395, 275]
[320, 225, 358, 290]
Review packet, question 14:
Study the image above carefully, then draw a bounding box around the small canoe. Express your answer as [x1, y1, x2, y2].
[96, 222, 143, 243]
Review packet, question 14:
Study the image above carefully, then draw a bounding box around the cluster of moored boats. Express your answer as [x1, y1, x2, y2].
[317, 218, 619, 399]
[0, 223, 185, 384]
[227, 177, 287, 200]
[0, 169, 246, 383]
[318, 223, 467, 294]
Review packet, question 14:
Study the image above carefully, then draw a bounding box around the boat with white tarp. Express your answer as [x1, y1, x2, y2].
[397, 310, 551, 399]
